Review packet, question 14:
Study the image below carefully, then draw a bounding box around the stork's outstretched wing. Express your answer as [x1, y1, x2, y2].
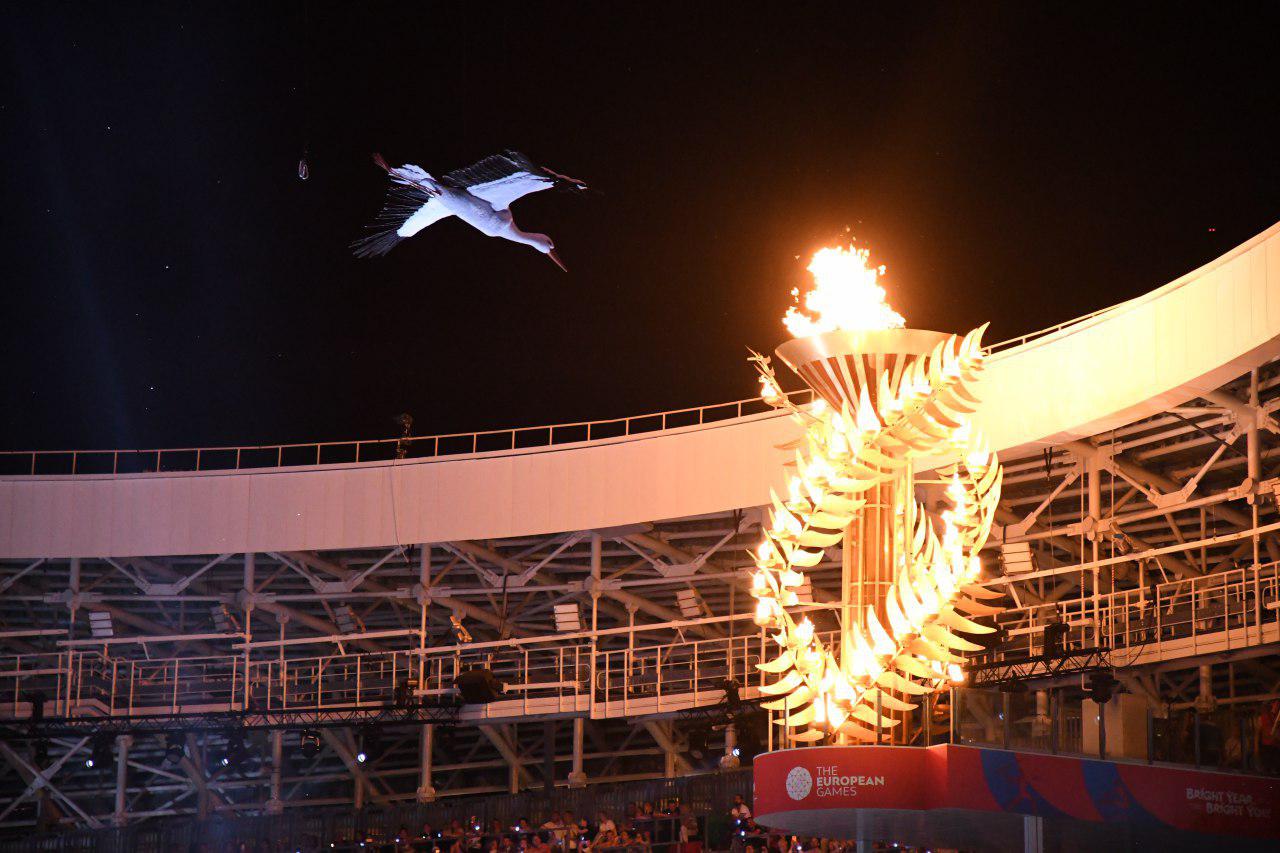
[445, 150, 587, 211]
[352, 163, 453, 258]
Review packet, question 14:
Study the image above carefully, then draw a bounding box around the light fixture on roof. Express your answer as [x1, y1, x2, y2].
[210, 604, 240, 633]
[676, 588, 707, 619]
[449, 614, 472, 644]
[999, 541, 1036, 575]
[334, 604, 364, 635]
[553, 603, 581, 632]
[88, 611, 113, 639]
[163, 733, 185, 765]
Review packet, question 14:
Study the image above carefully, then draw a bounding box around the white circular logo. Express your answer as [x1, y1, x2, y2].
[785, 766, 813, 801]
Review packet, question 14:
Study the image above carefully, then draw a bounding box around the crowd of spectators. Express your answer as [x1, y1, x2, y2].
[389, 800, 702, 853]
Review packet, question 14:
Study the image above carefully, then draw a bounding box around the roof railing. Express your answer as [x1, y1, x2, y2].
[0, 389, 816, 477]
[0, 302, 1124, 479]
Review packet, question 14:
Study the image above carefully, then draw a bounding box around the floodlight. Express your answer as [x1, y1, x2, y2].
[553, 603, 581, 632]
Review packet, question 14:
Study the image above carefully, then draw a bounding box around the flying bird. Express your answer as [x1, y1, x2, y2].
[353, 150, 588, 270]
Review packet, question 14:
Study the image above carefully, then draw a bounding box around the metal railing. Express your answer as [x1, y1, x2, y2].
[979, 561, 1280, 668]
[0, 628, 772, 724]
[0, 297, 1138, 479]
[0, 391, 815, 477]
[595, 632, 766, 717]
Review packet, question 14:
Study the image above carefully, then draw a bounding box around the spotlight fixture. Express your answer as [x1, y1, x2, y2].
[210, 603, 240, 633]
[449, 614, 472, 644]
[334, 604, 364, 635]
[299, 729, 321, 758]
[163, 733, 185, 765]
[219, 728, 246, 768]
[86, 734, 113, 770]
[1088, 671, 1117, 704]
[721, 678, 741, 708]
[356, 725, 380, 764]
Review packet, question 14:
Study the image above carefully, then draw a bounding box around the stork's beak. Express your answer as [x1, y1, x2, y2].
[547, 249, 568, 272]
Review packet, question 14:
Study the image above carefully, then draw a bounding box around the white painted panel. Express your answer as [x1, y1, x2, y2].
[3, 222, 1280, 558]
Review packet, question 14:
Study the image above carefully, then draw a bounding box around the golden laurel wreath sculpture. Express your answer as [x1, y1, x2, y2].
[746, 246, 1006, 743]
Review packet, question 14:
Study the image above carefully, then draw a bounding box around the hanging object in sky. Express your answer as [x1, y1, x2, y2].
[352, 150, 588, 271]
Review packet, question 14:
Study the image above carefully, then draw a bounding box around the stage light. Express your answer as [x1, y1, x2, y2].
[163, 733, 185, 765]
[335, 604, 363, 635]
[218, 728, 246, 767]
[1088, 671, 1117, 704]
[87, 734, 113, 770]
[299, 730, 321, 758]
[357, 725, 380, 764]
[210, 603, 239, 633]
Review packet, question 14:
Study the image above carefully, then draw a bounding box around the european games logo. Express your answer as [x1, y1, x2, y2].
[785, 766, 813, 801]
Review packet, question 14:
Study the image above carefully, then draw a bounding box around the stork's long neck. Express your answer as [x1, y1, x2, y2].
[504, 224, 553, 253]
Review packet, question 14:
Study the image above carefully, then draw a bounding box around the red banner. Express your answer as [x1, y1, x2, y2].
[753, 745, 1279, 840]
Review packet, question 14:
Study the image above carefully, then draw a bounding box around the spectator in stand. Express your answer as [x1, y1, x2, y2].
[562, 811, 581, 849]
[641, 802, 655, 819]
[1258, 698, 1280, 774]
[541, 812, 565, 842]
[586, 829, 616, 853]
[678, 805, 700, 853]
[596, 812, 615, 836]
[633, 829, 651, 852]
[729, 795, 752, 822]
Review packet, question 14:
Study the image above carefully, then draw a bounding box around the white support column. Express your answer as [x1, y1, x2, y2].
[265, 730, 283, 815]
[112, 735, 130, 827]
[719, 722, 740, 770]
[589, 534, 601, 719]
[416, 724, 437, 802]
[1196, 664, 1216, 713]
[1246, 372, 1262, 566]
[242, 553, 255, 708]
[568, 717, 587, 788]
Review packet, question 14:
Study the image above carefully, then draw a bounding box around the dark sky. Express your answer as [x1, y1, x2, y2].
[3, 4, 1278, 452]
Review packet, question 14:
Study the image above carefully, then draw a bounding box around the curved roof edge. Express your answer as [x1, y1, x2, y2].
[3, 221, 1279, 558]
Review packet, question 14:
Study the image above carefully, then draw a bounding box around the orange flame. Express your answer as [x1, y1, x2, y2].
[783, 245, 905, 337]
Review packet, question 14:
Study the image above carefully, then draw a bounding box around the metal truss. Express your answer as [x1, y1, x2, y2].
[965, 648, 1110, 689]
[0, 701, 462, 741]
[2, 362, 1280, 837]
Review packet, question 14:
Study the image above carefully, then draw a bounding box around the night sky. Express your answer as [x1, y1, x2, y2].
[3, 4, 1278, 452]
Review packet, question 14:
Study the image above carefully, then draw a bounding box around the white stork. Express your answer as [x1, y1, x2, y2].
[353, 150, 588, 270]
